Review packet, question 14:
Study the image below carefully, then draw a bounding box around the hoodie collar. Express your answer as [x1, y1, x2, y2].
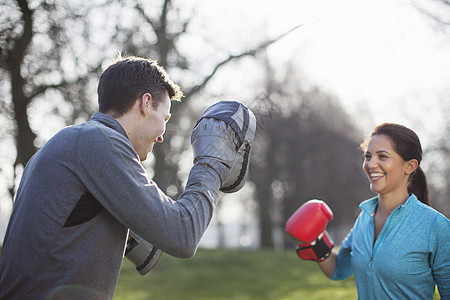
[89, 112, 128, 140]
[359, 194, 418, 217]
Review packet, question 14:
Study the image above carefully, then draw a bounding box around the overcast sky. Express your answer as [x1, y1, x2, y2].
[191, 0, 450, 144]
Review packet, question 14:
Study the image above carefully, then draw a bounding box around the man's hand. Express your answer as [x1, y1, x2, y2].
[125, 231, 163, 275]
[191, 101, 256, 193]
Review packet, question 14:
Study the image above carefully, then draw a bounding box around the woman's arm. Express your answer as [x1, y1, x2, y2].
[318, 250, 337, 278]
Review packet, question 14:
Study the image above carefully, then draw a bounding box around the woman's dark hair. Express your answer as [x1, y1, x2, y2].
[361, 123, 430, 205]
[97, 55, 183, 117]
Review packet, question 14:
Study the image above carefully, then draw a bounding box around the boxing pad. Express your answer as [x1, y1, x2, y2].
[125, 231, 163, 275]
[285, 199, 334, 262]
[191, 101, 256, 193]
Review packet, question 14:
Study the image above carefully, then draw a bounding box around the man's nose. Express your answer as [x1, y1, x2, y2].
[156, 136, 164, 143]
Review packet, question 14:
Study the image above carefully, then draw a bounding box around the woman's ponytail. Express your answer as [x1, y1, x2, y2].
[408, 166, 430, 206]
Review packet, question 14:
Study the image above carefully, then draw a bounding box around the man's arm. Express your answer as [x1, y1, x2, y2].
[77, 124, 225, 258]
[78, 101, 254, 258]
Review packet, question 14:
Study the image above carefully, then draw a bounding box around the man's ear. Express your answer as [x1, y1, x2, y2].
[405, 159, 419, 175]
[139, 93, 152, 115]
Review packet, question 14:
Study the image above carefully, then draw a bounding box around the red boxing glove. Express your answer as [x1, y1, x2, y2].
[285, 199, 334, 262]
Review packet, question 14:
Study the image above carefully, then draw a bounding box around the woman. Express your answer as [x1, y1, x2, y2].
[318, 123, 449, 299]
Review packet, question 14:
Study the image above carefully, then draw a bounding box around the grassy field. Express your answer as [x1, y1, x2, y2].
[0, 247, 441, 299]
[116, 248, 442, 300]
[115, 248, 358, 300]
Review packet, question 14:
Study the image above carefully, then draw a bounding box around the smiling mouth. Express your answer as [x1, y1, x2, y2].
[369, 172, 385, 180]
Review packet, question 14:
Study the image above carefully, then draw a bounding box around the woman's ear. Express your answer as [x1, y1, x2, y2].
[405, 159, 419, 175]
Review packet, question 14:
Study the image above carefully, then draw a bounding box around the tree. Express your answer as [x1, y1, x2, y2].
[112, 0, 303, 197]
[413, 0, 450, 34]
[249, 59, 372, 248]
[413, 0, 450, 217]
[0, 0, 107, 201]
[426, 134, 450, 217]
[0, 0, 304, 249]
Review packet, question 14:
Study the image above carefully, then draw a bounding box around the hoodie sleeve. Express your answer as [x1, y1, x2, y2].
[76, 121, 229, 258]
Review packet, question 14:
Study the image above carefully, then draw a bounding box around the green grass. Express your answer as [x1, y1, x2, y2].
[115, 248, 358, 300]
[0, 246, 441, 299]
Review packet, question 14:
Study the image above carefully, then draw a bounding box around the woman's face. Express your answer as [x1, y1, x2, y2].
[362, 134, 413, 197]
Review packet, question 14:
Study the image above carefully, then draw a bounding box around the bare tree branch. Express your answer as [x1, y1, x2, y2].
[135, 2, 158, 30]
[412, 0, 450, 30]
[184, 24, 305, 99]
[160, 0, 171, 29]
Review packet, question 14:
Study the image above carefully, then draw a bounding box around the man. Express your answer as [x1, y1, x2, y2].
[0, 56, 255, 299]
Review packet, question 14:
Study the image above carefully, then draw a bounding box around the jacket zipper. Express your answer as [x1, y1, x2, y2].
[370, 212, 394, 269]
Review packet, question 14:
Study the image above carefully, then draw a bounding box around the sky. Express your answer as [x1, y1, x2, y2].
[1, 0, 450, 243]
[192, 0, 450, 144]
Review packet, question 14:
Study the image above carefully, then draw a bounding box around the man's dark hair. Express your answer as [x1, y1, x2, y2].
[97, 55, 183, 116]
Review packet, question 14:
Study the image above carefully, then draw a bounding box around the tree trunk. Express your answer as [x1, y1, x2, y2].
[7, 0, 36, 203]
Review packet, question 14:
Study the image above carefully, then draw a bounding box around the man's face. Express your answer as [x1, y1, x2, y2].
[136, 91, 171, 161]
